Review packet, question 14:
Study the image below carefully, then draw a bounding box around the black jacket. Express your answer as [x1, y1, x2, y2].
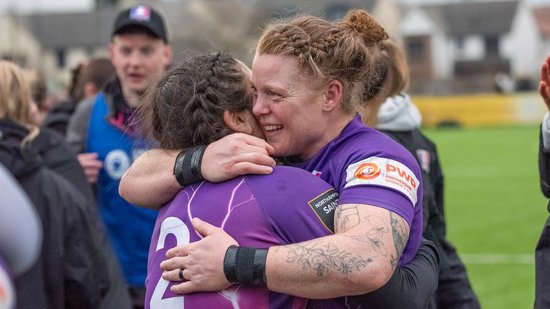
[30, 123, 95, 202]
[539, 126, 550, 204]
[0, 119, 131, 309]
[42, 99, 77, 136]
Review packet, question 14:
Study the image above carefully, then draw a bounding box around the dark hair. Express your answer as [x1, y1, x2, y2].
[74, 58, 115, 100]
[67, 62, 86, 100]
[138, 52, 252, 150]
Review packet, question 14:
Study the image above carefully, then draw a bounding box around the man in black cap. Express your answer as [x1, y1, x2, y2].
[66, 4, 172, 308]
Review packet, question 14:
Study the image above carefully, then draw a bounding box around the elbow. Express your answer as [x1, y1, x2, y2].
[345, 262, 393, 295]
[118, 174, 133, 203]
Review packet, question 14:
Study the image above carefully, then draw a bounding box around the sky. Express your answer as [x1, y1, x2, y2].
[0, 0, 94, 13]
[1, 0, 550, 14]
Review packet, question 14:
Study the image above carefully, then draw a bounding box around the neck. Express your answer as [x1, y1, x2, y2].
[123, 89, 143, 108]
[299, 113, 355, 161]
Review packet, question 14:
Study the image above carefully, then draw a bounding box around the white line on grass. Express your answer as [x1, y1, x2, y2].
[460, 253, 534, 264]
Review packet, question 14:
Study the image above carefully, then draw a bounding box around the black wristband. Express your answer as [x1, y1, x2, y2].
[173, 145, 207, 187]
[223, 246, 267, 286]
[224, 245, 239, 284]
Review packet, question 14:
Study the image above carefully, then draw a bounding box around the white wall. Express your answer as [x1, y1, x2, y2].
[507, 0, 540, 79]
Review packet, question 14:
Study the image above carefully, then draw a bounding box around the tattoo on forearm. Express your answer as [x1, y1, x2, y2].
[285, 243, 372, 277]
[344, 215, 389, 257]
[335, 205, 361, 233]
[389, 213, 407, 268]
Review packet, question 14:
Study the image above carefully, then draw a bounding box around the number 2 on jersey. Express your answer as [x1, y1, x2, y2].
[150, 217, 190, 308]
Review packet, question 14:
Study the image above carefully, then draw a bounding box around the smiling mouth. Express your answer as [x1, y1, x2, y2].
[263, 125, 282, 133]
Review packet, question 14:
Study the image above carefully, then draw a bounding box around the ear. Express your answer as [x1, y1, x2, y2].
[223, 110, 254, 134]
[163, 45, 174, 69]
[108, 43, 115, 62]
[323, 80, 343, 112]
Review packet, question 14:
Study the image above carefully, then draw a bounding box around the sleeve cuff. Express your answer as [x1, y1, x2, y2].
[543, 112, 550, 151]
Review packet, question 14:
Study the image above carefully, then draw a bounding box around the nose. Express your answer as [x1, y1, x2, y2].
[252, 94, 269, 117]
[128, 51, 142, 67]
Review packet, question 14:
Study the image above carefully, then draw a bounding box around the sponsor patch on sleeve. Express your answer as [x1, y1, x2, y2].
[344, 156, 419, 205]
[308, 189, 339, 233]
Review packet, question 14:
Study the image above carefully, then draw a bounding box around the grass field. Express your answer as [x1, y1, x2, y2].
[423, 125, 548, 309]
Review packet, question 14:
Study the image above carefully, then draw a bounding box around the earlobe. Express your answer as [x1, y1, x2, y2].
[324, 80, 343, 111]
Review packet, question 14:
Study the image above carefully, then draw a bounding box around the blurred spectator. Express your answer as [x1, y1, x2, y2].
[536, 53, 550, 309]
[43, 58, 115, 135]
[23, 69, 56, 125]
[362, 39, 480, 308]
[65, 4, 172, 308]
[0, 59, 132, 309]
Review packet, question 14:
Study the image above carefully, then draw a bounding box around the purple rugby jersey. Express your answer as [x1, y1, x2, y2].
[295, 116, 423, 266]
[145, 166, 340, 309]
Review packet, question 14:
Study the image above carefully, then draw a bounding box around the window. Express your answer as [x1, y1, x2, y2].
[56, 49, 66, 68]
[407, 40, 425, 63]
[485, 36, 499, 58]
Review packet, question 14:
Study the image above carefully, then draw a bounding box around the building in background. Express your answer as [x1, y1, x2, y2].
[0, 0, 549, 97]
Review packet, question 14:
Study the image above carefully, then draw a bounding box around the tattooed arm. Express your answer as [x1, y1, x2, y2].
[264, 203, 409, 298]
[162, 203, 410, 298]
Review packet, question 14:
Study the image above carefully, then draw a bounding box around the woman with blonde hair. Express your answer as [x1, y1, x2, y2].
[0, 60, 132, 309]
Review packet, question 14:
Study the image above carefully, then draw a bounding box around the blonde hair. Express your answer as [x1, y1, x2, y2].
[256, 9, 387, 114]
[0, 60, 40, 143]
[362, 39, 410, 126]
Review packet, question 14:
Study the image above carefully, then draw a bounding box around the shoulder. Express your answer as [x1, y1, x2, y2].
[246, 166, 333, 193]
[337, 127, 421, 174]
[74, 95, 98, 116]
[246, 166, 338, 234]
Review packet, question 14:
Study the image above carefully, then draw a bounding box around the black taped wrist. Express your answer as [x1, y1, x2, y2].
[224, 245, 239, 284]
[223, 246, 267, 286]
[173, 145, 207, 187]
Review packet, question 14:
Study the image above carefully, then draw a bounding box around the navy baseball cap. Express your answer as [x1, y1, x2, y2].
[112, 4, 168, 42]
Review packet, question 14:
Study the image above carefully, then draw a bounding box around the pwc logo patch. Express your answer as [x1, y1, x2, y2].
[354, 162, 381, 180]
[345, 156, 419, 206]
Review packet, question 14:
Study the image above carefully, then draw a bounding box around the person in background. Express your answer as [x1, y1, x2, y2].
[0, 59, 132, 309]
[362, 39, 480, 309]
[66, 4, 173, 308]
[23, 69, 56, 126]
[0, 163, 42, 309]
[536, 53, 550, 309]
[121, 9, 439, 308]
[43, 58, 115, 136]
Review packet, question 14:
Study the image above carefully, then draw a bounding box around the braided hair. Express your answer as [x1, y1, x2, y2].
[256, 9, 387, 114]
[138, 52, 252, 150]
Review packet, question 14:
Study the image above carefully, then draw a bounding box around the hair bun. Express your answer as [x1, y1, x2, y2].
[341, 9, 388, 46]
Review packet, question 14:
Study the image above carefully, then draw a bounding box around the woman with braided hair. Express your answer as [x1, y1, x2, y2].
[140, 52, 346, 308]
[122, 9, 439, 308]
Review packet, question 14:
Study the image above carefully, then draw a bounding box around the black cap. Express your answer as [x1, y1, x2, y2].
[112, 5, 168, 43]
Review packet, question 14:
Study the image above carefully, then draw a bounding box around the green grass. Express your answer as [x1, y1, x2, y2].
[423, 125, 548, 309]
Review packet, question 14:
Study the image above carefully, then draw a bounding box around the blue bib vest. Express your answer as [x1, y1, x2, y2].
[86, 92, 157, 287]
